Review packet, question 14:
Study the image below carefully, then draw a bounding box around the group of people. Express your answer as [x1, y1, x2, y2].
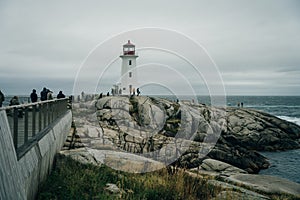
[98, 88, 141, 99]
[130, 87, 141, 96]
[37, 87, 65, 102]
[0, 88, 66, 108]
[33, 88, 66, 103]
[237, 102, 244, 108]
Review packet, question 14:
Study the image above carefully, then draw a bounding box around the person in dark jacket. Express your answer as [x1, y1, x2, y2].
[40, 87, 48, 101]
[0, 90, 4, 107]
[57, 91, 66, 99]
[137, 88, 141, 96]
[9, 96, 23, 117]
[30, 89, 38, 103]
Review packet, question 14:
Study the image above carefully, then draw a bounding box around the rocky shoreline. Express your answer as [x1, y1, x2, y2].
[61, 95, 300, 198]
[95, 96, 300, 173]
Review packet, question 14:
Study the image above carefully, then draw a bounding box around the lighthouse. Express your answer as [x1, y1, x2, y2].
[120, 40, 138, 95]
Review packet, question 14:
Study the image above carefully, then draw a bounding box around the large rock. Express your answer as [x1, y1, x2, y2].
[207, 144, 270, 173]
[225, 108, 300, 151]
[87, 149, 166, 173]
[223, 174, 300, 197]
[96, 96, 131, 111]
[213, 191, 268, 200]
[60, 148, 101, 166]
[200, 158, 247, 175]
[132, 96, 166, 130]
[208, 180, 270, 200]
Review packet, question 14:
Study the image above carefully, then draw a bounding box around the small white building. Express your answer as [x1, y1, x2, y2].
[120, 40, 138, 95]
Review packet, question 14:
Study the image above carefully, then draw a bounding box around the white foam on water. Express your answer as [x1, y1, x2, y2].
[277, 115, 300, 126]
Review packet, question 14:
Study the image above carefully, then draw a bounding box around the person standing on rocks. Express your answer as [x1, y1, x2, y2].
[111, 88, 115, 96]
[137, 88, 141, 96]
[30, 89, 38, 103]
[0, 90, 5, 107]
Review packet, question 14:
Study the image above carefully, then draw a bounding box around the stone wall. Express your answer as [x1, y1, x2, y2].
[0, 110, 72, 200]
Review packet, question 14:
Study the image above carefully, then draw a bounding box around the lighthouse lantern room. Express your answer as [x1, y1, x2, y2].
[120, 40, 138, 95]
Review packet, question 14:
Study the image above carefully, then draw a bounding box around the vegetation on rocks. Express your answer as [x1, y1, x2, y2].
[37, 154, 222, 200]
[37, 154, 297, 200]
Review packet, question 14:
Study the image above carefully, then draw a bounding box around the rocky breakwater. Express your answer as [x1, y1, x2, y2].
[95, 96, 300, 174]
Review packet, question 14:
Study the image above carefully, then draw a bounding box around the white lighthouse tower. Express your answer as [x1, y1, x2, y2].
[120, 40, 138, 95]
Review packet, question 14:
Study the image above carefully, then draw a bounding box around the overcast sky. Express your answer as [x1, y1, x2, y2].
[0, 0, 299, 96]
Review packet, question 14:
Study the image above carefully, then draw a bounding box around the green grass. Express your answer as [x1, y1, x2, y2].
[38, 154, 299, 200]
[37, 154, 221, 200]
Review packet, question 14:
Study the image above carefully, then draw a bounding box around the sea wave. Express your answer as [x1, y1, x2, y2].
[277, 116, 300, 126]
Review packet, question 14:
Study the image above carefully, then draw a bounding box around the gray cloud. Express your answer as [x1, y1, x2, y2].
[0, 0, 299, 96]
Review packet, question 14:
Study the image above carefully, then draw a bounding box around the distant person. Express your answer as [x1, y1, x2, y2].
[241, 102, 244, 108]
[137, 88, 141, 96]
[30, 89, 38, 103]
[9, 96, 23, 117]
[47, 90, 53, 100]
[57, 91, 66, 99]
[237, 102, 240, 107]
[40, 87, 48, 101]
[0, 90, 4, 107]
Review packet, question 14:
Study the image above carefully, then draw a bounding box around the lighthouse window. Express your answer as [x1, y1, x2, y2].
[129, 60, 132, 65]
[129, 72, 132, 78]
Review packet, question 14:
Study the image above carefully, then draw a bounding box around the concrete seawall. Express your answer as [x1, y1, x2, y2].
[0, 109, 72, 200]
